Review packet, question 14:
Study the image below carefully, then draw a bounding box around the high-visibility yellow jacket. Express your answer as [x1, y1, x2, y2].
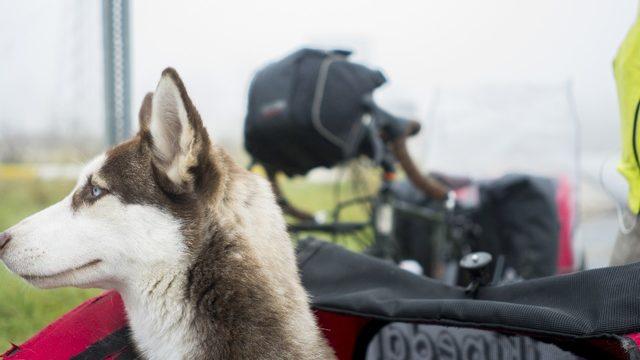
[614, 10, 640, 213]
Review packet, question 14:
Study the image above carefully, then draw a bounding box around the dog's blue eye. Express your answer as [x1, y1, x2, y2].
[91, 186, 103, 198]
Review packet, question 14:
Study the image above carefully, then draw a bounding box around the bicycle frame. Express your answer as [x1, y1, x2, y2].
[289, 159, 477, 283]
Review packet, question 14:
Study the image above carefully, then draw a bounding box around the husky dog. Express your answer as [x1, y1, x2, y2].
[0, 68, 336, 360]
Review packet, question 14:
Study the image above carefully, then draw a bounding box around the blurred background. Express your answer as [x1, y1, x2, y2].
[0, 0, 637, 349]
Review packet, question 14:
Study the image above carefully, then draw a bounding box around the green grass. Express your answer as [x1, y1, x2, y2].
[0, 174, 375, 351]
[281, 176, 375, 251]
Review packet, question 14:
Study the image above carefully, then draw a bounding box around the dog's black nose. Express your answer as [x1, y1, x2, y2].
[0, 232, 11, 251]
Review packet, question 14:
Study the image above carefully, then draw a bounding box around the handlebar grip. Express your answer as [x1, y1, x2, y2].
[390, 137, 450, 200]
[362, 95, 421, 140]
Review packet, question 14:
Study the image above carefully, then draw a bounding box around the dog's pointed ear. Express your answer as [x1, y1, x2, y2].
[141, 68, 210, 193]
[138, 92, 153, 131]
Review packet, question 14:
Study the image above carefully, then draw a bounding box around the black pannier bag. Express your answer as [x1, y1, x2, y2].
[392, 174, 559, 279]
[244, 48, 388, 176]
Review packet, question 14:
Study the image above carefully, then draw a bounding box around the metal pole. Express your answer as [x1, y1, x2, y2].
[102, 0, 131, 146]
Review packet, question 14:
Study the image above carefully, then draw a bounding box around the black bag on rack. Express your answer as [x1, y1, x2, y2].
[244, 48, 388, 176]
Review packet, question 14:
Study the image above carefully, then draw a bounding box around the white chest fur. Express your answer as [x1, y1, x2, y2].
[121, 269, 199, 360]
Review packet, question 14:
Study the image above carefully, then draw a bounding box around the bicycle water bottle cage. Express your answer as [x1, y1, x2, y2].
[460, 251, 493, 297]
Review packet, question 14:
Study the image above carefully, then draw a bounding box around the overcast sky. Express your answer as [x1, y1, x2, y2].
[0, 0, 637, 157]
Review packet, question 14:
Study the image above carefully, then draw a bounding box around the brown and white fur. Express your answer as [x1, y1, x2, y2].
[0, 68, 336, 360]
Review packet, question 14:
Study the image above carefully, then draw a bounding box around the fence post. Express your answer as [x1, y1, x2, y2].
[102, 0, 131, 146]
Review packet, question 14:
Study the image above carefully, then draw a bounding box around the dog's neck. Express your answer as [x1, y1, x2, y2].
[115, 202, 263, 359]
[113, 160, 332, 359]
[116, 154, 235, 360]
[119, 263, 198, 360]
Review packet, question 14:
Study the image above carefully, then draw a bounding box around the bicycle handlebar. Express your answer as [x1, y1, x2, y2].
[363, 96, 451, 201]
[268, 97, 454, 221]
[390, 136, 450, 200]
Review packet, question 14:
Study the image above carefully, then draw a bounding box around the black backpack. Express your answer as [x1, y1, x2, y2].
[245, 48, 392, 176]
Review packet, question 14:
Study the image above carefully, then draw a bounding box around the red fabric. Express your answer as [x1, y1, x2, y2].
[555, 175, 575, 274]
[626, 333, 640, 348]
[1, 291, 127, 360]
[315, 310, 372, 360]
[1, 293, 368, 360]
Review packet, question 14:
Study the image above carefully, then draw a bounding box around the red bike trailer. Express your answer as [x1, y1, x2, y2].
[3, 239, 640, 360]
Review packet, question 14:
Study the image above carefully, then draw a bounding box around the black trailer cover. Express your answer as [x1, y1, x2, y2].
[298, 238, 640, 359]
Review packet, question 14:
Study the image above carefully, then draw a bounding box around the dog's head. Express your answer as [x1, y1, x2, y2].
[0, 68, 220, 289]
